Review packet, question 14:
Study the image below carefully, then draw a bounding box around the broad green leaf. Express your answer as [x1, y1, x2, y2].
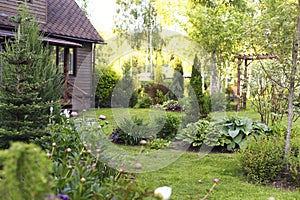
[228, 129, 240, 138]
[233, 133, 243, 144]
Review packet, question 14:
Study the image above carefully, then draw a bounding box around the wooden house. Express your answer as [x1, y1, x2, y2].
[0, 0, 104, 110]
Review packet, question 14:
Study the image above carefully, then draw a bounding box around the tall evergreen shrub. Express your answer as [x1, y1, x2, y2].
[0, 5, 62, 148]
[189, 55, 210, 119]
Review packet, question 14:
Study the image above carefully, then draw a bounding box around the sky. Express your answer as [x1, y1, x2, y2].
[88, 0, 116, 32]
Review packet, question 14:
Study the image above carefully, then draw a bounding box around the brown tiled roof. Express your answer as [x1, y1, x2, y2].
[42, 0, 104, 43]
[0, 0, 104, 43]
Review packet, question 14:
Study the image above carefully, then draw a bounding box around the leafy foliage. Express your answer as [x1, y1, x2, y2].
[239, 137, 300, 187]
[177, 116, 270, 151]
[176, 119, 210, 147]
[95, 67, 120, 108]
[109, 117, 156, 145]
[146, 138, 171, 150]
[0, 5, 62, 148]
[162, 100, 183, 112]
[155, 113, 181, 140]
[212, 116, 270, 151]
[42, 115, 117, 200]
[0, 142, 53, 200]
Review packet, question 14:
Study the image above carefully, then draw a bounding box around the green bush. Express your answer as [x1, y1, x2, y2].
[287, 140, 300, 187]
[95, 67, 120, 108]
[239, 137, 285, 184]
[239, 136, 300, 187]
[155, 113, 181, 140]
[143, 83, 171, 104]
[0, 142, 53, 200]
[135, 95, 153, 108]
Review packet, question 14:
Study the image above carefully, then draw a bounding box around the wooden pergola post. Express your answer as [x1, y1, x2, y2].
[237, 58, 242, 111]
[235, 54, 277, 111]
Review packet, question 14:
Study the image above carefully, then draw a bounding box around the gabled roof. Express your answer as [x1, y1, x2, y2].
[0, 0, 104, 43]
[42, 0, 104, 43]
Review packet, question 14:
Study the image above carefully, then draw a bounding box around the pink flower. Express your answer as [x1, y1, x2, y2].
[134, 162, 142, 169]
[140, 140, 147, 145]
[71, 111, 79, 117]
[214, 178, 220, 183]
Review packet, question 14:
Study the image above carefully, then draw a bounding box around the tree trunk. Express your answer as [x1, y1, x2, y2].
[285, 0, 300, 157]
[210, 51, 218, 94]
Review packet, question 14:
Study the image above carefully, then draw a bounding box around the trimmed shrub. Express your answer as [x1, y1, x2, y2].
[95, 67, 120, 108]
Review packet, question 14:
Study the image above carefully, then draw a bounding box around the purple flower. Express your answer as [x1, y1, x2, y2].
[56, 194, 70, 200]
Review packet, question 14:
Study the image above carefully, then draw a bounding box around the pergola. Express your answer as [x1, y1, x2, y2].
[235, 54, 277, 111]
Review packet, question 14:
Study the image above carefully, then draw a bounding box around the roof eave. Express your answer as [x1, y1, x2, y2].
[46, 33, 105, 44]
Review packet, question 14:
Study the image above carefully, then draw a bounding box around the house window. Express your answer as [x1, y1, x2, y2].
[51, 45, 76, 76]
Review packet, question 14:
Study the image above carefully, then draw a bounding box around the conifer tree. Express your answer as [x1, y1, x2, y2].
[189, 54, 210, 119]
[0, 4, 62, 148]
[169, 57, 184, 99]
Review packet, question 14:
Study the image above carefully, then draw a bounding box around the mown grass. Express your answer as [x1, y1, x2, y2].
[88, 108, 300, 199]
[137, 153, 300, 200]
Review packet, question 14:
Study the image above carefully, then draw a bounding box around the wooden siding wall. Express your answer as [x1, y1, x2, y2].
[71, 42, 93, 111]
[0, 0, 47, 23]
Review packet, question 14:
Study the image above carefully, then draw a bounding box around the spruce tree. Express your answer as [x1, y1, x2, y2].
[188, 54, 210, 120]
[0, 5, 62, 148]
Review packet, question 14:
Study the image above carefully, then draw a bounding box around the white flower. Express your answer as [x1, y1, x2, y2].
[268, 197, 275, 200]
[63, 109, 70, 118]
[154, 186, 172, 200]
[50, 106, 53, 114]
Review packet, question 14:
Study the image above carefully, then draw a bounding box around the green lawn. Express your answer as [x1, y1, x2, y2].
[85, 108, 300, 199]
[137, 153, 300, 200]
